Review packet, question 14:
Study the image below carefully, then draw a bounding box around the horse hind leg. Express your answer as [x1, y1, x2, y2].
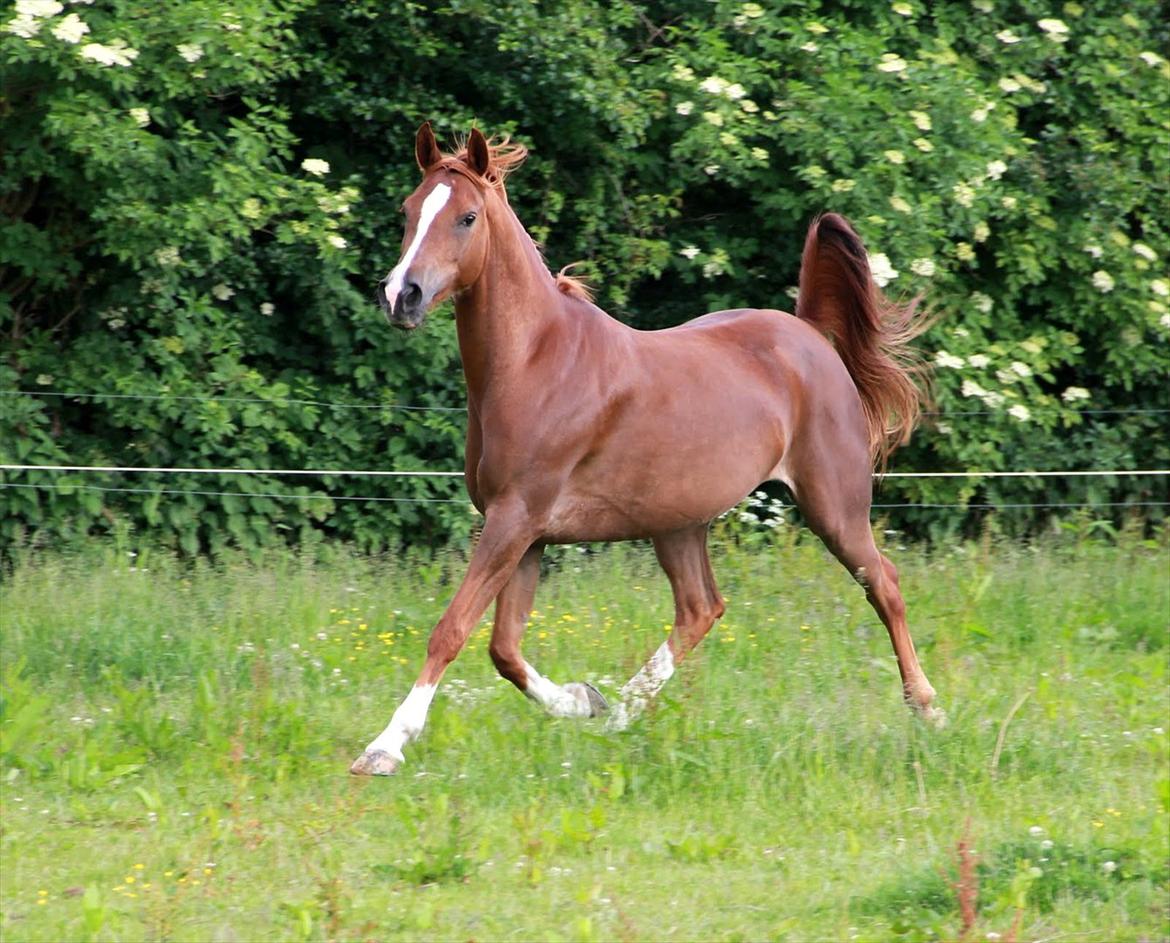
[789, 467, 942, 725]
[607, 525, 725, 731]
[489, 544, 607, 718]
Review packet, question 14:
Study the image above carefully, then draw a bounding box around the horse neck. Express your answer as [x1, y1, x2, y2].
[454, 196, 564, 399]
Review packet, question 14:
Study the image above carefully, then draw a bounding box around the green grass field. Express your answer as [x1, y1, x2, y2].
[1, 526, 1168, 942]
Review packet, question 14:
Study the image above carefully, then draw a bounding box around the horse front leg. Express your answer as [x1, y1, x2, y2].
[350, 502, 540, 776]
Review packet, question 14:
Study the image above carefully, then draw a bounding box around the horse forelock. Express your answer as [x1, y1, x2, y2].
[431, 134, 528, 197]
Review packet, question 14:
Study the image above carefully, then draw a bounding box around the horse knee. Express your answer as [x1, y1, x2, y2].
[426, 618, 467, 668]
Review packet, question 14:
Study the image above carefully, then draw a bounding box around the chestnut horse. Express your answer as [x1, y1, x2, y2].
[351, 123, 938, 776]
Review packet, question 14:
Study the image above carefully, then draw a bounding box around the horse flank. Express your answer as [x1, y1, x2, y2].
[795, 213, 931, 470]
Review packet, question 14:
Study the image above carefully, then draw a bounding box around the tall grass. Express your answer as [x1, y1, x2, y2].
[1, 527, 1167, 941]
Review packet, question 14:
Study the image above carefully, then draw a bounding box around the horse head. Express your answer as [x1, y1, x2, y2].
[378, 122, 519, 330]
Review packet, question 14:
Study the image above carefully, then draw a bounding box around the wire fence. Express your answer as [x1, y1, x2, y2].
[4, 388, 1169, 419]
[2, 466, 1167, 512]
[3, 389, 1167, 513]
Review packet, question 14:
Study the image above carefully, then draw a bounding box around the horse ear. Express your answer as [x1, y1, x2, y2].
[415, 121, 442, 172]
[466, 127, 491, 178]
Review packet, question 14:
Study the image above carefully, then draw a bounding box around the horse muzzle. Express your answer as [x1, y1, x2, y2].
[379, 276, 428, 330]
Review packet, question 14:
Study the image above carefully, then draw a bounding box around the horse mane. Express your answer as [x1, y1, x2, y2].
[434, 132, 596, 303]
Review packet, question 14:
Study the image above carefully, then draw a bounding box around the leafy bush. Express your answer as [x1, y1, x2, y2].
[2, 0, 1167, 551]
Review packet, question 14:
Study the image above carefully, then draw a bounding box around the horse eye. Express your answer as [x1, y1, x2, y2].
[460, 212, 477, 227]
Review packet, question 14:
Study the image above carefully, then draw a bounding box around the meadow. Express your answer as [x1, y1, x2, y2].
[1, 522, 1167, 942]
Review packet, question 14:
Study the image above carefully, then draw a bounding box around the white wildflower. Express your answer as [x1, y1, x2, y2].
[986, 159, 1007, 180]
[998, 77, 1021, 93]
[889, 196, 912, 214]
[807, 22, 829, 34]
[878, 54, 908, 73]
[909, 110, 931, 131]
[1160, 312, 1170, 329]
[884, 149, 906, 164]
[1091, 270, 1115, 293]
[961, 379, 987, 398]
[1133, 243, 1156, 262]
[868, 252, 899, 287]
[154, 246, 181, 267]
[704, 164, 720, 175]
[968, 353, 991, 368]
[1037, 18, 1069, 41]
[260, 302, 275, 316]
[675, 101, 694, 116]
[983, 391, 1005, 407]
[1028, 826, 1045, 838]
[801, 41, 818, 53]
[953, 182, 976, 207]
[1062, 386, 1090, 402]
[16, 0, 63, 15]
[913, 137, 933, 152]
[702, 111, 723, 127]
[1010, 361, 1032, 377]
[671, 64, 695, 81]
[892, 1, 913, 14]
[4, 14, 42, 37]
[327, 234, 348, 249]
[970, 103, 994, 123]
[956, 242, 976, 262]
[50, 12, 88, 43]
[301, 158, 330, 175]
[972, 0, 993, 11]
[177, 42, 204, 63]
[1001, 195, 1018, 209]
[910, 258, 936, 277]
[935, 350, 965, 369]
[1151, 279, 1169, 297]
[699, 76, 729, 95]
[1101, 860, 1117, 874]
[1084, 244, 1103, 258]
[996, 29, 1021, 44]
[971, 292, 993, 313]
[679, 246, 700, 260]
[129, 107, 150, 127]
[750, 146, 768, 161]
[974, 221, 990, 243]
[211, 283, 235, 300]
[79, 40, 139, 67]
[1139, 51, 1164, 67]
[831, 178, 856, 193]
[740, 3, 765, 18]
[740, 99, 759, 113]
[724, 82, 747, 100]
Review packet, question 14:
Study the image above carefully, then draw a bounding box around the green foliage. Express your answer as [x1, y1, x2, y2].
[2, 1, 1167, 551]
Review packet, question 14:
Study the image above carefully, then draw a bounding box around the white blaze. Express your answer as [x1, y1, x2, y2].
[364, 683, 436, 762]
[384, 182, 452, 310]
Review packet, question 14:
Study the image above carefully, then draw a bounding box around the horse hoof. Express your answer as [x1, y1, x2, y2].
[349, 749, 401, 776]
[564, 682, 608, 717]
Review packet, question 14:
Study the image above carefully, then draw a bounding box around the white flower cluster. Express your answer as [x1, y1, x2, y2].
[867, 252, 899, 287]
[80, 38, 139, 67]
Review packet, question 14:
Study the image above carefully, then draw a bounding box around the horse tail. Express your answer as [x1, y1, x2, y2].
[794, 213, 930, 470]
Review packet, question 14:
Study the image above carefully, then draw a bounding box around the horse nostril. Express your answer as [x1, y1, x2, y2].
[401, 281, 422, 308]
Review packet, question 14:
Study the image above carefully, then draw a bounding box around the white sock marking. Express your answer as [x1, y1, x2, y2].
[384, 182, 451, 310]
[608, 641, 675, 731]
[365, 683, 436, 762]
[523, 662, 592, 717]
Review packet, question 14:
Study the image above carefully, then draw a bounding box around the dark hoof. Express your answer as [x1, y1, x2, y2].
[581, 681, 608, 717]
[349, 749, 400, 776]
